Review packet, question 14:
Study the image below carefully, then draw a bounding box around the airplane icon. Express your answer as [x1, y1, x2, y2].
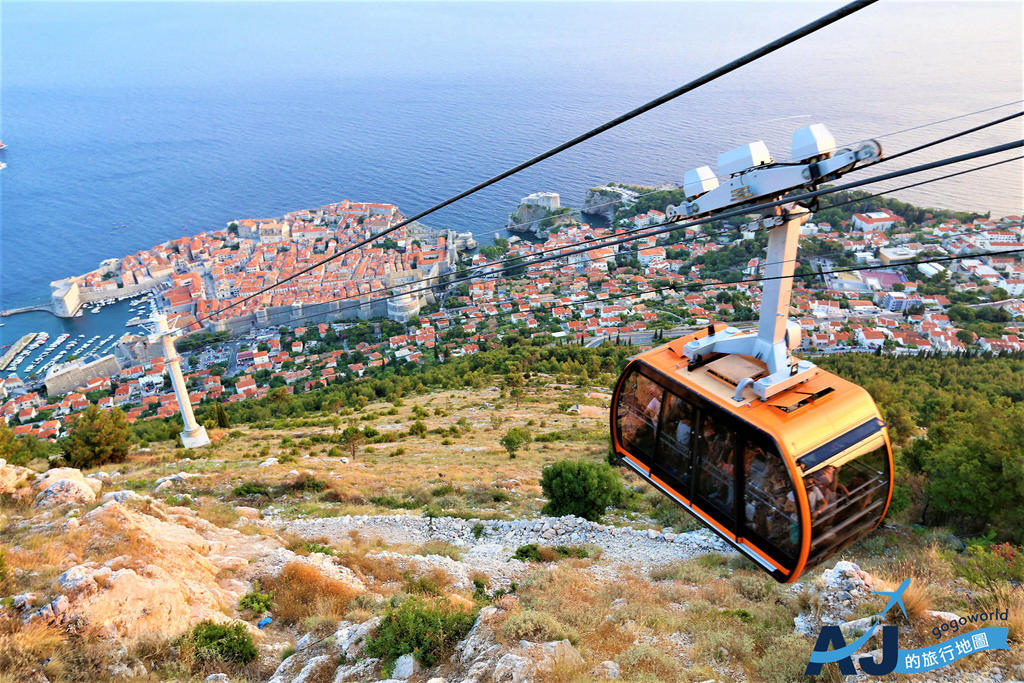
[873, 577, 911, 619]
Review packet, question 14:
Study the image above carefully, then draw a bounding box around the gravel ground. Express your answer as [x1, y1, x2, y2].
[273, 512, 731, 570]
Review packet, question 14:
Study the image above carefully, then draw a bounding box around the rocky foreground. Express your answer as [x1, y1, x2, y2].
[2, 459, 1020, 682]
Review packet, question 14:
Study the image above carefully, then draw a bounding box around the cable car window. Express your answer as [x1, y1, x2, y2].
[615, 370, 664, 464]
[655, 393, 695, 493]
[807, 443, 890, 563]
[695, 415, 736, 522]
[742, 442, 797, 558]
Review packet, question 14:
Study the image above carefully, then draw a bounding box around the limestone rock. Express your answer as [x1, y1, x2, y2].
[269, 618, 382, 683]
[35, 478, 97, 508]
[235, 506, 261, 520]
[591, 660, 620, 679]
[102, 490, 144, 504]
[451, 606, 505, 680]
[48, 500, 277, 642]
[33, 467, 102, 508]
[392, 653, 420, 679]
[332, 658, 380, 682]
[0, 458, 35, 498]
[36, 467, 103, 494]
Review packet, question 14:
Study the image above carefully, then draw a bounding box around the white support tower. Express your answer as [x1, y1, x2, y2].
[662, 123, 883, 401]
[150, 313, 210, 449]
[682, 206, 816, 401]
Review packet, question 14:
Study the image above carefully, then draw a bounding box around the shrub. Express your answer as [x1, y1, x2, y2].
[512, 544, 598, 563]
[370, 495, 420, 510]
[501, 610, 576, 644]
[232, 482, 271, 498]
[430, 483, 456, 497]
[264, 561, 359, 624]
[305, 542, 335, 555]
[237, 581, 274, 613]
[176, 621, 257, 664]
[60, 405, 131, 468]
[471, 522, 486, 539]
[287, 474, 326, 493]
[540, 460, 624, 521]
[732, 574, 777, 602]
[956, 543, 1024, 588]
[499, 427, 532, 458]
[365, 596, 477, 674]
[402, 570, 452, 597]
[408, 421, 428, 437]
[512, 544, 545, 562]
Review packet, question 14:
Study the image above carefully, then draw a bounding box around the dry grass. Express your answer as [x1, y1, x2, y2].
[419, 539, 463, 561]
[0, 618, 114, 683]
[194, 499, 242, 527]
[614, 643, 682, 681]
[875, 575, 934, 624]
[502, 609, 578, 644]
[989, 586, 1024, 644]
[263, 561, 359, 625]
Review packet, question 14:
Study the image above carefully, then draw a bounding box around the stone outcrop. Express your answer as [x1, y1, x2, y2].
[9, 495, 300, 643]
[33, 467, 103, 508]
[581, 185, 637, 222]
[506, 198, 574, 239]
[493, 639, 584, 682]
[268, 603, 586, 683]
[268, 617, 382, 683]
[44, 500, 243, 640]
[0, 458, 36, 499]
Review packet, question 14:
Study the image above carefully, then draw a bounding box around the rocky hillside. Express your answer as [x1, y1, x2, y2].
[1, 383, 1021, 682]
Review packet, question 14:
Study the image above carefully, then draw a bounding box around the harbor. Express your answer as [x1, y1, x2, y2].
[0, 333, 36, 371]
[0, 295, 153, 381]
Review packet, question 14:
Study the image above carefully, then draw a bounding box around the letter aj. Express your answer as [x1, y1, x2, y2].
[805, 625, 899, 676]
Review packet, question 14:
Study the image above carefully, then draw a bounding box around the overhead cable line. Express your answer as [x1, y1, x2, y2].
[202, 0, 877, 322]
[242, 144, 1021, 330]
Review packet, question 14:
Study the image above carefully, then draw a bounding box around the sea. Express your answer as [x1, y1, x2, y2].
[1, 1, 1022, 369]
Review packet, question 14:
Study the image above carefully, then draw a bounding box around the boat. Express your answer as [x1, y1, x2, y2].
[91, 308, 102, 314]
[0, 141, 5, 150]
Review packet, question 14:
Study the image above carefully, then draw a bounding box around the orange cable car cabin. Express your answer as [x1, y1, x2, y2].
[608, 131, 894, 582]
[610, 324, 894, 583]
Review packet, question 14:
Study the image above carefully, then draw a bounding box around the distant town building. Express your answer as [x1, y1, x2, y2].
[50, 278, 82, 317]
[852, 208, 903, 232]
[520, 192, 561, 212]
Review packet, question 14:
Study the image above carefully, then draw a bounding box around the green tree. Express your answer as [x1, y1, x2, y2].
[500, 426, 532, 458]
[60, 404, 131, 468]
[213, 403, 231, 429]
[340, 426, 365, 459]
[540, 460, 624, 521]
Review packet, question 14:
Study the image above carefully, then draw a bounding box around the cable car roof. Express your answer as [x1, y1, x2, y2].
[631, 333, 883, 463]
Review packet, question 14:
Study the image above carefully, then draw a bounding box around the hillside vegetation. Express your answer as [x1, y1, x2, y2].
[1, 345, 1022, 682]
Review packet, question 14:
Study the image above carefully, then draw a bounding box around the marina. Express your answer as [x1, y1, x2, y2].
[0, 333, 37, 371]
[0, 294, 142, 381]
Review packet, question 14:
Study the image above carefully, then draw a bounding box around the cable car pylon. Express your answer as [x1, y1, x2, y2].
[149, 311, 210, 449]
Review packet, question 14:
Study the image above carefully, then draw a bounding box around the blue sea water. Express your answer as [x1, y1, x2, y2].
[1, 1, 1022, 356]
